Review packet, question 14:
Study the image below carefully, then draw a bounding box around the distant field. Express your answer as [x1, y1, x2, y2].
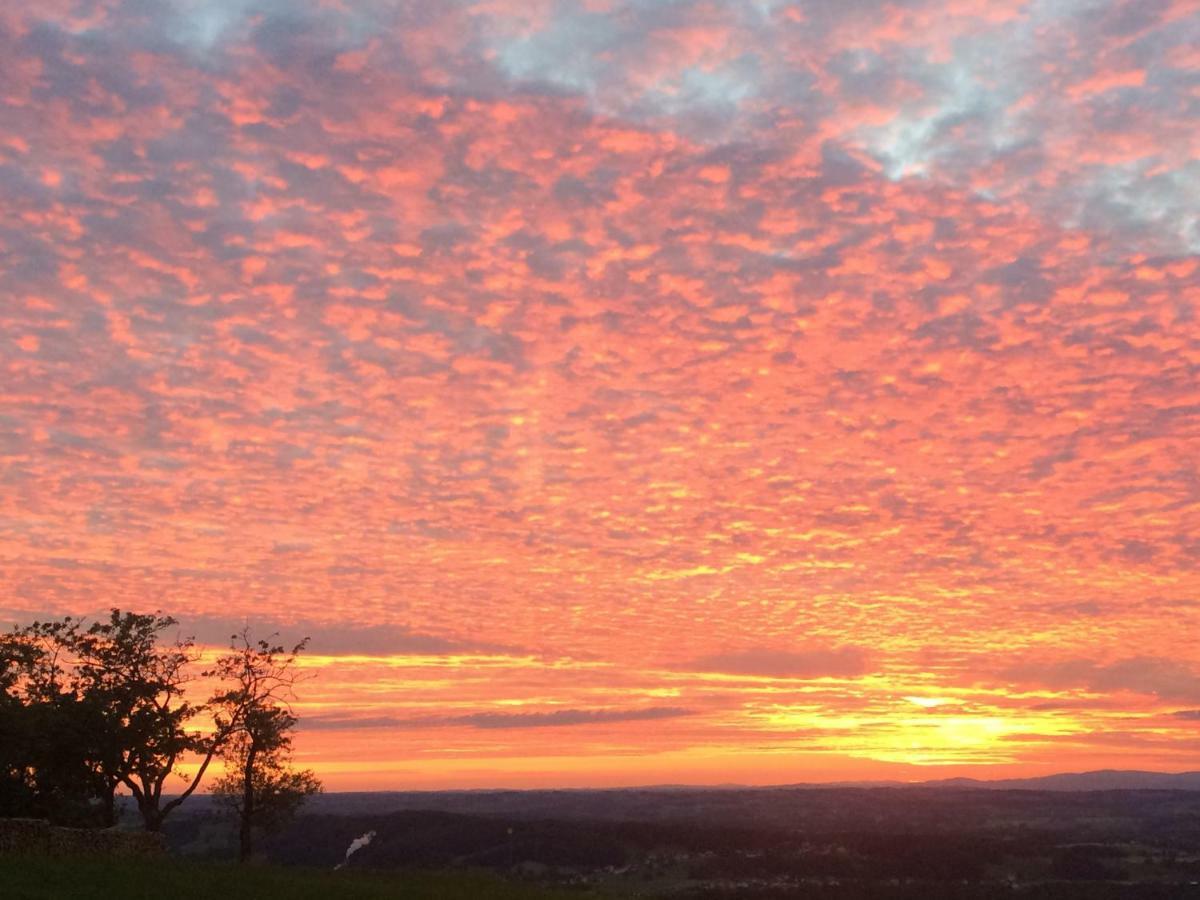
[0, 856, 577, 900]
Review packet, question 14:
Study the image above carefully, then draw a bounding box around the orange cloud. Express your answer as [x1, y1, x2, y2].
[0, 0, 1198, 790]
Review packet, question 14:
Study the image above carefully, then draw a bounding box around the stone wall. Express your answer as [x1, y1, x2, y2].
[0, 817, 165, 858]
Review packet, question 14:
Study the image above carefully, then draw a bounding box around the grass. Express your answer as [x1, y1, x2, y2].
[0, 855, 583, 899]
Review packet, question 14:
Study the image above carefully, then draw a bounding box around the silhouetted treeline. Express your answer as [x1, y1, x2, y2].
[0, 609, 318, 847]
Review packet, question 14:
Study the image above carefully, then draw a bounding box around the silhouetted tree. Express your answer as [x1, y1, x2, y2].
[1, 610, 237, 830]
[0, 618, 111, 826]
[210, 631, 321, 861]
[70, 609, 248, 831]
[0, 611, 320, 835]
[0, 630, 41, 817]
[213, 705, 322, 861]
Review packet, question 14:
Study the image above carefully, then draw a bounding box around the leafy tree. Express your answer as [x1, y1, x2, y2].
[210, 632, 321, 861]
[1, 611, 321, 836]
[1, 610, 240, 830]
[67, 610, 232, 831]
[0, 619, 109, 826]
[0, 631, 40, 817]
[213, 705, 322, 861]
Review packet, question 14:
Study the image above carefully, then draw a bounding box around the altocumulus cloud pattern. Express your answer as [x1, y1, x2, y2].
[1, 0, 1199, 787]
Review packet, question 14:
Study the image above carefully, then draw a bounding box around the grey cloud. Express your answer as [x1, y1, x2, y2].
[1119, 539, 1158, 562]
[1024, 600, 1110, 618]
[458, 706, 694, 729]
[300, 706, 694, 731]
[182, 615, 524, 657]
[680, 645, 872, 678]
[271, 541, 313, 555]
[1004, 656, 1200, 703]
[1, 608, 513, 658]
[819, 142, 871, 188]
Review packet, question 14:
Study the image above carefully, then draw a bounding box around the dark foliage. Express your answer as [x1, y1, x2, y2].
[0, 610, 315, 843]
[210, 632, 321, 861]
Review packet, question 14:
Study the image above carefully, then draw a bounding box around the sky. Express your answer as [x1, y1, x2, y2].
[1, 0, 1199, 790]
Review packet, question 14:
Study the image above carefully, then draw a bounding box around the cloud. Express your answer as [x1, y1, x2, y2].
[1004, 657, 1200, 703]
[679, 646, 872, 679]
[301, 706, 695, 731]
[1171, 710, 1200, 721]
[184, 615, 522, 658]
[1, 0, 1199, 780]
[1, 609, 524, 658]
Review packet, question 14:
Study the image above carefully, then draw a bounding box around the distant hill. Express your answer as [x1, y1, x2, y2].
[303, 769, 1200, 806]
[155, 787, 1200, 894]
[637, 769, 1200, 793]
[915, 769, 1200, 792]
[162, 769, 1200, 824]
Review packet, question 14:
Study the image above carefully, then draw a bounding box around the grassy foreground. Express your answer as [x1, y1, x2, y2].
[0, 855, 581, 900]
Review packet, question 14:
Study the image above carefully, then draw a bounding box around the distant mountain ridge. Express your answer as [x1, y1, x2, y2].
[608, 771, 1200, 792]
[438, 770, 1200, 793]
[914, 769, 1200, 792]
[165, 769, 1200, 820]
[758, 769, 1200, 792]
[309, 769, 1200, 805]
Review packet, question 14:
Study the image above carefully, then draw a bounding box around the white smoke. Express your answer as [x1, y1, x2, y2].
[334, 830, 376, 870]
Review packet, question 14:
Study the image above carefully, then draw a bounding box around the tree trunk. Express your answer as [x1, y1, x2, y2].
[100, 783, 116, 827]
[142, 806, 163, 832]
[238, 742, 257, 863]
[133, 793, 157, 832]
